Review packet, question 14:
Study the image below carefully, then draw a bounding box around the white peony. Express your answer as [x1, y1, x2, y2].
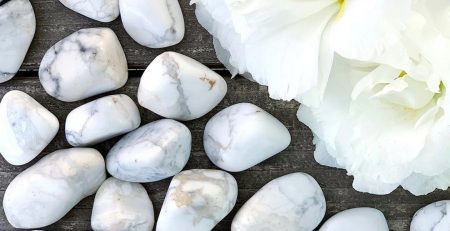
[192, 0, 413, 106]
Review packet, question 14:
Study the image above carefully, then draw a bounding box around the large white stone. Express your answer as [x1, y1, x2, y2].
[204, 103, 291, 172]
[91, 177, 154, 231]
[3, 148, 106, 229]
[410, 200, 450, 231]
[138, 52, 227, 121]
[106, 119, 191, 182]
[157, 169, 238, 231]
[319, 207, 389, 231]
[66, 94, 141, 146]
[231, 172, 326, 231]
[0, 90, 59, 165]
[39, 28, 128, 102]
[0, 0, 36, 83]
[120, 0, 185, 48]
[59, 0, 119, 22]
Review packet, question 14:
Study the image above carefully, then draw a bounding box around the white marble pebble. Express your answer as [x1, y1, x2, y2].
[106, 119, 191, 182]
[91, 177, 154, 231]
[138, 51, 227, 121]
[120, 0, 185, 48]
[231, 172, 326, 231]
[410, 200, 450, 231]
[204, 103, 291, 172]
[65, 94, 141, 146]
[3, 148, 106, 229]
[157, 169, 238, 231]
[59, 0, 119, 22]
[319, 207, 389, 231]
[0, 0, 36, 83]
[0, 90, 59, 165]
[39, 28, 128, 102]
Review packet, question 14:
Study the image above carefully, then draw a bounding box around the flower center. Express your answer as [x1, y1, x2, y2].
[336, 0, 346, 19]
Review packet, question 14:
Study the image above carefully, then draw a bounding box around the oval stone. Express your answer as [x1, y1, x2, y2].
[106, 119, 191, 182]
[0, 0, 35, 83]
[157, 169, 238, 231]
[204, 103, 291, 172]
[410, 200, 450, 231]
[39, 28, 128, 102]
[58, 0, 119, 22]
[138, 52, 227, 121]
[65, 94, 141, 146]
[91, 177, 154, 231]
[3, 148, 106, 229]
[120, 0, 185, 48]
[0, 90, 59, 165]
[319, 208, 389, 231]
[231, 172, 325, 231]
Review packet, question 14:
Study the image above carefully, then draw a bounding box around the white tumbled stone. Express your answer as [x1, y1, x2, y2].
[319, 207, 389, 231]
[120, 0, 185, 48]
[157, 169, 238, 231]
[232, 172, 326, 231]
[0, 90, 59, 165]
[204, 103, 291, 172]
[39, 28, 128, 102]
[59, 0, 119, 22]
[138, 52, 227, 121]
[3, 148, 106, 229]
[106, 119, 191, 182]
[91, 177, 154, 231]
[410, 200, 450, 231]
[66, 94, 141, 146]
[0, 0, 36, 83]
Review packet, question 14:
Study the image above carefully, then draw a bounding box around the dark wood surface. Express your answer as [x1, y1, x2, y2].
[0, 0, 448, 230]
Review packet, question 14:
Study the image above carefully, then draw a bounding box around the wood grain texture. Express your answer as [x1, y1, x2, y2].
[0, 0, 449, 230]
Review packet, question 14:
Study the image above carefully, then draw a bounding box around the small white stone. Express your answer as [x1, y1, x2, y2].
[204, 103, 291, 172]
[91, 177, 154, 231]
[232, 172, 325, 231]
[0, 0, 36, 83]
[410, 200, 450, 231]
[120, 0, 185, 48]
[138, 52, 227, 121]
[319, 207, 389, 231]
[66, 94, 141, 146]
[106, 119, 191, 182]
[0, 90, 59, 165]
[59, 0, 119, 22]
[3, 148, 106, 229]
[39, 28, 128, 102]
[157, 169, 238, 231]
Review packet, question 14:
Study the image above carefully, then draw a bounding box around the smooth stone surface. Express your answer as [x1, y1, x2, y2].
[157, 169, 238, 231]
[120, 0, 185, 48]
[91, 177, 154, 231]
[0, 90, 59, 165]
[204, 103, 291, 172]
[231, 172, 326, 231]
[39, 27, 128, 102]
[106, 119, 191, 182]
[138, 51, 227, 121]
[319, 208, 389, 231]
[0, 0, 36, 83]
[65, 94, 141, 146]
[3, 148, 106, 229]
[59, 0, 119, 22]
[410, 200, 450, 231]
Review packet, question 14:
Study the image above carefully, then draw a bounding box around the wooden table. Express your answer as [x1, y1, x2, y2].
[0, 1, 448, 230]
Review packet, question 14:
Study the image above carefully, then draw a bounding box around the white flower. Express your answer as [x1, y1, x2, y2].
[192, 0, 413, 105]
[298, 53, 450, 195]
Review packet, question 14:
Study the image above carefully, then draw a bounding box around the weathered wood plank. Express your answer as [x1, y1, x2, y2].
[0, 76, 448, 230]
[22, 0, 219, 71]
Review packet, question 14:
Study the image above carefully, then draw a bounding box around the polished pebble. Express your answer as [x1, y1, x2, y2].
[319, 207, 389, 231]
[138, 51, 227, 121]
[410, 200, 450, 231]
[58, 0, 119, 22]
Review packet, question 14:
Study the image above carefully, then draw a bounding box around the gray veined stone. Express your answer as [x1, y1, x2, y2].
[58, 0, 119, 22]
